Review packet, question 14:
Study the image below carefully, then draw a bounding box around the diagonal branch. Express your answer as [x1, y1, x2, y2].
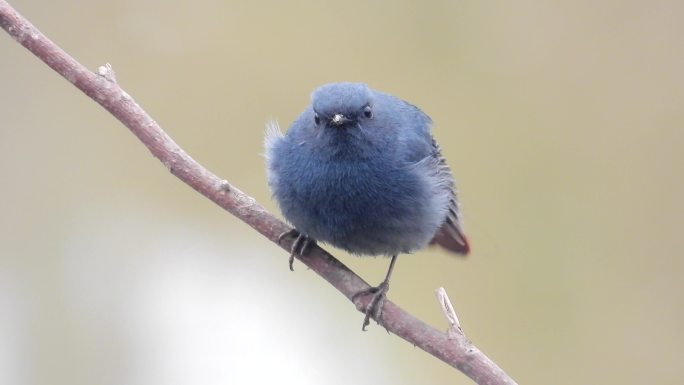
[0, 2, 517, 384]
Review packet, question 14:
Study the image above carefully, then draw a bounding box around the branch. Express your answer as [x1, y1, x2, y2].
[0, 2, 517, 384]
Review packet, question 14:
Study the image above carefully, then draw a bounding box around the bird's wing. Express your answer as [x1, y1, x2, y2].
[428, 136, 470, 255]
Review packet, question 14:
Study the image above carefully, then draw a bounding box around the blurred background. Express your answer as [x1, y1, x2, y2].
[1, 1, 683, 384]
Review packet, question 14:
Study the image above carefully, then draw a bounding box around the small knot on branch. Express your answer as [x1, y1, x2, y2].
[97, 63, 117, 83]
[217, 179, 232, 193]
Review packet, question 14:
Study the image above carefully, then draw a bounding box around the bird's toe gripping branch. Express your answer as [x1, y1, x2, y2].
[278, 229, 315, 271]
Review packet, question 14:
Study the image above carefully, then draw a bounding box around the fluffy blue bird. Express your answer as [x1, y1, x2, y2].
[266, 82, 469, 329]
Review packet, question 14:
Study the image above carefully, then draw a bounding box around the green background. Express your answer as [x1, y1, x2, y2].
[1, 1, 682, 384]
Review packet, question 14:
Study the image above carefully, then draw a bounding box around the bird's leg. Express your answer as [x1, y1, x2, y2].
[352, 255, 398, 330]
[277, 229, 315, 271]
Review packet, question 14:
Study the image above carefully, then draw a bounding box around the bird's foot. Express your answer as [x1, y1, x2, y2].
[277, 229, 314, 271]
[352, 280, 390, 331]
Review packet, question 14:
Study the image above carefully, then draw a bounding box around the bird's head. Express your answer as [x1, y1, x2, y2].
[311, 83, 375, 129]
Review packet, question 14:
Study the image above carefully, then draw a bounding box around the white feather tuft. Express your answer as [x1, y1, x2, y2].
[263, 119, 284, 161]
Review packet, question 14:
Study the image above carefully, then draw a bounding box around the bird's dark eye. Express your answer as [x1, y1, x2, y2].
[314, 113, 320, 125]
[363, 105, 373, 118]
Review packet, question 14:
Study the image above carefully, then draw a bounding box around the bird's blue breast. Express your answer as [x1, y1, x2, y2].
[268, 131, 439, 256]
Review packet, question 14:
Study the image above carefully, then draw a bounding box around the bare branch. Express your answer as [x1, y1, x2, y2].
[436, 287, 462, 339]
[0, 2, 517, 384]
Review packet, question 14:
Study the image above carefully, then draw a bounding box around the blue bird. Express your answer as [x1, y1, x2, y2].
[266, 82, 469, 329]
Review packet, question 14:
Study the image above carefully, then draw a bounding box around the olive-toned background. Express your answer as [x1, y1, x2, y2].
[1, 1, 682, 384]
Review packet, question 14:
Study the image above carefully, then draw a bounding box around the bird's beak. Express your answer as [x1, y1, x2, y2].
[330, 113, 350, 126]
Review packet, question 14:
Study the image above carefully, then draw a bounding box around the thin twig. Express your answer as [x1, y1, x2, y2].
[0, 2, 517, 384]
[436, 287, 462, 339]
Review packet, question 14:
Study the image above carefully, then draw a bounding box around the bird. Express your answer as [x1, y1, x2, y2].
[265, 82, 469, 329]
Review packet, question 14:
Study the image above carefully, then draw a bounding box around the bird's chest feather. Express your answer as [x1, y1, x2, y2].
[282, 151, 425, 240]
[296, 159, 397, 215]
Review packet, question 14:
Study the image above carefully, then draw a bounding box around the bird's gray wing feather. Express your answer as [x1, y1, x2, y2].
[428, 136, 470, 255]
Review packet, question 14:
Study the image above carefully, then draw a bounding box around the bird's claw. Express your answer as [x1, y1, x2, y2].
[352, 281, 390, 331]
[277, 229, 314, 271]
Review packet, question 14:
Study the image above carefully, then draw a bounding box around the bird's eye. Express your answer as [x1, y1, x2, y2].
[363, 105, 373, 118]
[314, 113, 320, 125]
